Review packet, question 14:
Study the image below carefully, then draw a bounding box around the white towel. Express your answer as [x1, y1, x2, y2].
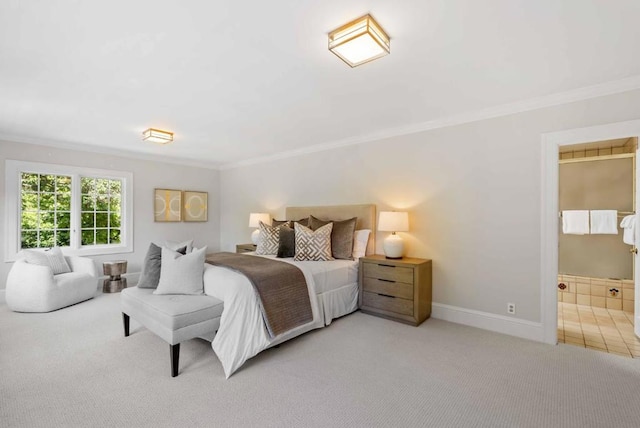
[620, 215, 635, 245]
[590, 210, 618, 234]
[562, 210, 589, 234]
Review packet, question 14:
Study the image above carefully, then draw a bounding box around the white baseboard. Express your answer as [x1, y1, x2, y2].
[0, 283, 545, 342]
[431, 302, 545, 342]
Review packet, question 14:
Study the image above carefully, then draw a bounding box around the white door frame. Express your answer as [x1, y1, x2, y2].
[541, 119, 640, 344]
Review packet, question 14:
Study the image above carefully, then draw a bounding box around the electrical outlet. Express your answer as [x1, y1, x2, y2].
[507, 303, 516, 315]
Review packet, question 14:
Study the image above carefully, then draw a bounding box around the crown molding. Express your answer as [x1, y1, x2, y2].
[0, 133, 221, 171]
[3, 75, 639, 172]
[220, 74, 640, 170]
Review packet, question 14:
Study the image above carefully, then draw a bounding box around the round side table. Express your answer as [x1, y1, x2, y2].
[103, 260, 128, 293]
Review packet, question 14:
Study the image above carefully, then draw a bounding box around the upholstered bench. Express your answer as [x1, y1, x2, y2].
[120, 287, 223, 377]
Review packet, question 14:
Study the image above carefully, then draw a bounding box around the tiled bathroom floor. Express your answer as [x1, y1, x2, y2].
[558, 302, 640, 357]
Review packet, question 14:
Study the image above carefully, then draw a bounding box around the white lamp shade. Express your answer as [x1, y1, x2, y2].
[378, 211, 409, 232]
[248, 213, 271, 228]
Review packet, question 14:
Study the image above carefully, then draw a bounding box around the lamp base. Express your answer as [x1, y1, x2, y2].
[251, 229, 260, 245]
[382, 234, 404, 259]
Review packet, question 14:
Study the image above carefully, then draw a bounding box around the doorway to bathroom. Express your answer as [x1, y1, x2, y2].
[556, 138, 639, 357]
[541, 119, 640, 355]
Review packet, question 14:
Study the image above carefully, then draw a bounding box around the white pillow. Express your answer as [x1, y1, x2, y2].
[163, 239, 194, 253]
[352, 229, 371, 259]
[154, 246, 206, 295]
[23, 247, 71, 275]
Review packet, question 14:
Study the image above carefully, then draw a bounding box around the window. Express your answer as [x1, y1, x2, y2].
[5, 161, 133, 261]
[80, 177, 122, 246]
[20, 173, 72, 248]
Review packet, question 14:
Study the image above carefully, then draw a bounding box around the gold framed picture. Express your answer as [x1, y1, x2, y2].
[154, 189, 182, 222]
[183, 191, 208, 222]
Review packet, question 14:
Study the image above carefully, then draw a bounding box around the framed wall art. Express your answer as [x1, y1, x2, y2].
[183, 191, 208, 222]
[154, 189, 182, 222]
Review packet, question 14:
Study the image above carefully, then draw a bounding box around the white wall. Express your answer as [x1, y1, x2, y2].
[220, 89, 640, 324]
[0, 140, 220, 289]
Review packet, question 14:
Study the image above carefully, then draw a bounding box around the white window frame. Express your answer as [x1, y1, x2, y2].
[4, 160, 134, 261]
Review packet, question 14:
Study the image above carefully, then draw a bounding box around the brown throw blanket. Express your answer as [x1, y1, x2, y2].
[205, 252, 313, 338]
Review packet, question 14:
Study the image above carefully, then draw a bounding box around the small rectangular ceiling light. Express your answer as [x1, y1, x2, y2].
[328, 14, 390, 68]
[142, 128, 173, 144]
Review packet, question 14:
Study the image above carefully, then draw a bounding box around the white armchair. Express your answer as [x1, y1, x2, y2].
[6, 256, 98, 312]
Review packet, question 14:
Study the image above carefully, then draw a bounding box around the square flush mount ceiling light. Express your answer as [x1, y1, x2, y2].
[328, 14, 390, 68]
[142, 128, 173, 145]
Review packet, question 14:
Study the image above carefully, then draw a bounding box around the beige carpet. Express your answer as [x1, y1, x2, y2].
[2, 292, 640, 427]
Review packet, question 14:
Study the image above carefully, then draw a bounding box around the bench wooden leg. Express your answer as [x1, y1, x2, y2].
[122, 313, 130, 337]
[170, 344, 180, 377]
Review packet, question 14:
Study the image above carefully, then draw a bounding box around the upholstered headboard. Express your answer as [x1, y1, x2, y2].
[285, 204, 376, 256]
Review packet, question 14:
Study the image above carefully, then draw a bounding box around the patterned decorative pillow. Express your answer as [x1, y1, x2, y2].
[309, 215, 357, 260]
[23, 247, 71, 275]
[256, 221, 289, 255]
[294, 222, 334, 261]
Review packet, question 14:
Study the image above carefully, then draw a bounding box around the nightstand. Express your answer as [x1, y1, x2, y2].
[236, 243, 257, 254]
[359, 254, 432, 326]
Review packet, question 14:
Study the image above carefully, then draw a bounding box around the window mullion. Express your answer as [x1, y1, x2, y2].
[70, 173, 81, 250]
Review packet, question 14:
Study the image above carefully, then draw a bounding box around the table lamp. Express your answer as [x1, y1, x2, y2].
[378, 211, 409, 259]
[249, 213, 271, 244]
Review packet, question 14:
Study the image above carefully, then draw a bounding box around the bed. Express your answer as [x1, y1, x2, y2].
[204, 204, 376, 377]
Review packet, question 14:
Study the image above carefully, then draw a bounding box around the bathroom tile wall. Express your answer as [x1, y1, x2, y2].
[559, 138, 636, 160]
[558, 275, 634, 314]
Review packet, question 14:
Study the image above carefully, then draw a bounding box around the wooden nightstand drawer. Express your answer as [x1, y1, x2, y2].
[362, 277, 413, 300]
[363, 262, 413, 283]
[362, 292, 413, 316]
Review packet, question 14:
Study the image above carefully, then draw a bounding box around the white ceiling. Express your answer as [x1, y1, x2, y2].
[1, 0, 639, 169]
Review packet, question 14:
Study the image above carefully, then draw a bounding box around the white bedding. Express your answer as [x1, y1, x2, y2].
[203, 255, 358, 378]
[283, 257, 358, 294]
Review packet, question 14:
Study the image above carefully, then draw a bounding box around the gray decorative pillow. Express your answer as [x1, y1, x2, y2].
[23, 247, 71, 275]
[138, 243, 186, 289]
[309, 215, 357, 260]
[293, 217, 309, 228]
[256, 221, 289, 255]
[294, 222, 334, 261]
[277, 226, 295, 258]
[271, 218, 308, 228]
[154, 246, 207, 295]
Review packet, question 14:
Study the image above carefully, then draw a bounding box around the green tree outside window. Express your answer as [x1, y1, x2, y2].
[20, 173, 72, 248]
[19, 173, 122, 249]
